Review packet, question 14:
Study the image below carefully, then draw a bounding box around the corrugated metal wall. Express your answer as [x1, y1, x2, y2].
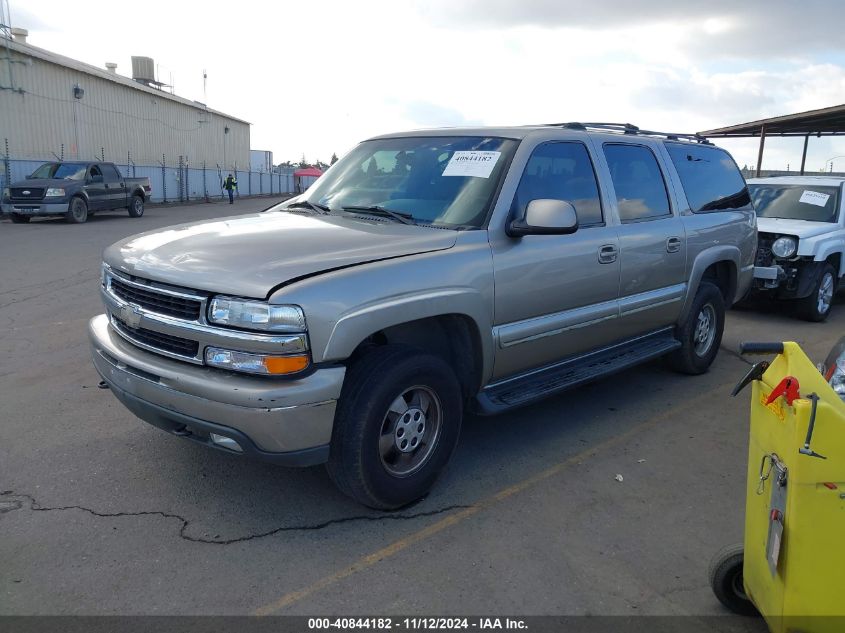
[0, 46, 250, 169]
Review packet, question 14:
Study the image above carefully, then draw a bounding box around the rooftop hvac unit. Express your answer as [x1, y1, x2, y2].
[131, 56, 155, 84]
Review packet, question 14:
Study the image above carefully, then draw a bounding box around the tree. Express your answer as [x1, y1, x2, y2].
[330, 152, 339, 165]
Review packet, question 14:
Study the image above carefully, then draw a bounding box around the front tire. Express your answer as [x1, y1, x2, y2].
[669, 281, 725, 375]
[709, 544, 758, 616]
[65, 197, 88, 224]
[797, 263, 836, 322]
[128, 195, 145, 218]
[327, 345, 463, 510]
[9, 213, 30, 223]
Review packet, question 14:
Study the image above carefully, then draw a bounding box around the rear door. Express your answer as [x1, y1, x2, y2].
[597, 142, 687, 338]
[100, 163, 125, 209]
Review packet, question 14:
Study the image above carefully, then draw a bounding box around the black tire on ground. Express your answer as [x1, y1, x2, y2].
[709, 544, 759, 616]
[668, 281, 725, 375]
[796, 263, 837, 322]
[65, 197, 88, 224]
[128, 195, 145, 218]
[326, 345, 463, 510]
[9, 213, 30, 223]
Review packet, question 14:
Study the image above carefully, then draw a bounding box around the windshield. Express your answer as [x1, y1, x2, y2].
[30, 163, 88, 180]
[749, 184, 841, 223]
[282, 136, 518, 228]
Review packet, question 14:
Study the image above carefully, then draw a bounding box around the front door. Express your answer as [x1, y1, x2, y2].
[83, 165, 107, 211]
[491, 141, 621, 380]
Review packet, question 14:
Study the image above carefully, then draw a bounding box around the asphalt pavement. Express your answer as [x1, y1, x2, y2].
[1, 199, 842, 624]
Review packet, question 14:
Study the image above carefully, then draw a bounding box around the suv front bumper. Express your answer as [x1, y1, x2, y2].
[88, 314, 344, 466]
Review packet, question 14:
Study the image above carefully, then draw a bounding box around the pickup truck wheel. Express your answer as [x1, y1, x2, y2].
[9, 213, 30, 223]
[797, 264, 836, 322]
[128, 195, 145, 218]
[669, 281, 724, 375]
[65, 197, 88, 224]
[327, 345, 463, 510]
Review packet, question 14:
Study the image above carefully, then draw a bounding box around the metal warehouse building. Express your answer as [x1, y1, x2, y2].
[0, 31, 294, 201]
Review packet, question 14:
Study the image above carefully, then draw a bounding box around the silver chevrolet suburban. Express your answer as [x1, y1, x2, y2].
[89, 123, 756, 508]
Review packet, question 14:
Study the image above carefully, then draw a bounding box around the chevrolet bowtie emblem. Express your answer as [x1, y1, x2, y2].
[120, 303, 143, 329]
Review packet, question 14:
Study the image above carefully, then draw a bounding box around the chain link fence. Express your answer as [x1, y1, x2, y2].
[1, 138, 297, 204]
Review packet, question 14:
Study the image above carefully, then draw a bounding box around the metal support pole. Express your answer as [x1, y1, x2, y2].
[101, 147, 105, 162]
[2, 138, 10, 191]
[755, 124, 767, 178]
[160, 154, 167, 204]
[248, 169, 252, 196]
[185, 156, 190, 202]
[235, 168, 239, 198]
[178, 156, 184, 203]
[60, 144, 64, 161]
[203, 161, 208, 201]
[800, 135, 809, 175]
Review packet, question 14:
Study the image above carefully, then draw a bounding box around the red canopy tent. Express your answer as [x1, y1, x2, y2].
[293, 167, 324, 193]
[293, 167, 324, 178]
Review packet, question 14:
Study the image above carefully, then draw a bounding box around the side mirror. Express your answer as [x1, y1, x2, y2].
[507, 199, 579, 237]
[90, 174, 104, 183]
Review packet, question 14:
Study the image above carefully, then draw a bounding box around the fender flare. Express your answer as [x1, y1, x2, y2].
[813, 242, 845, 277]
[678, 245, 741, 325]
[320, 288, 494, 384]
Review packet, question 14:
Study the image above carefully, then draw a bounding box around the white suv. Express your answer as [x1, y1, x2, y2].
[748, 176, 845, 321]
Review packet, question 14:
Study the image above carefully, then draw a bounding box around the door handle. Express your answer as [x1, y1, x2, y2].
[598, 244, 618, 264]
[666, 237, 682, 253]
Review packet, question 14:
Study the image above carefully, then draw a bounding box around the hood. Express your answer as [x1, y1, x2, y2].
[104, 211, 458, 298]
[756, 217, 838, 239]
[9, 178, 72, 189]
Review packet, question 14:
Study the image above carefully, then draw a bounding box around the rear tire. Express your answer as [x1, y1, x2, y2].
[669, 281, 725, 375]
[128, 195, 145, 218]
[9, 213, 30, 223]
[65, 197, 88, 224]
[326, 345, 463, 509]
[709, 544, 759, 616]
[796, 263, 836, 322]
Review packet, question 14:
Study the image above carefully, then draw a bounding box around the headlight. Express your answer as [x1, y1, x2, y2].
[204, 347, 310, 375]
[830, 363, 845, 399]
[44, 188, 66, 197]
[101, 262, 111, 287]
[771, 236, 798, 259]
[208, 297, 305, 332]
[821, 337, 845, 401]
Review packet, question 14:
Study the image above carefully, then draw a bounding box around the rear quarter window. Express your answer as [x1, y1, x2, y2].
[666, 143, 751, 213]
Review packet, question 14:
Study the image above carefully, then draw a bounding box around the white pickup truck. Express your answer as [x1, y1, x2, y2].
[747, 176, 845, 321]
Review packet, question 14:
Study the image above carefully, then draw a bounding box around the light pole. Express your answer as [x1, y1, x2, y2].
[823, 156, 845, 173]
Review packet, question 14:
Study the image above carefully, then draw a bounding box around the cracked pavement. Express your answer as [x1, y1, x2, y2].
[1, 201, 842, 619]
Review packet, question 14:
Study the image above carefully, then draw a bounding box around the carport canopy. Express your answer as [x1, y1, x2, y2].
[698, 103, 845, 176]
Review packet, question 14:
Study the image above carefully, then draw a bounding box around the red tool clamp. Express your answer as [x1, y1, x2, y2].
[765, 376, 801, 406]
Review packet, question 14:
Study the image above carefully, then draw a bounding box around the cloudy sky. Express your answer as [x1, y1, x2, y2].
[12, 0, 845, 170]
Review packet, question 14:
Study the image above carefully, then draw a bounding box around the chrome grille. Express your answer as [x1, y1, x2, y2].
[112, 317, 200, 358]
[110, 276, 203, 321]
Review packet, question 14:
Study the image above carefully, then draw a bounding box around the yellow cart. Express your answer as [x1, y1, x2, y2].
[710, 341, 845, 632]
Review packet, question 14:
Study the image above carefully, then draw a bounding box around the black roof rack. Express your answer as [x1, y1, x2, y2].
[544, 122, 712, 144]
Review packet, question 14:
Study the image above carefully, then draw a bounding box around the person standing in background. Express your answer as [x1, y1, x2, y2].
[223, 173, 237, 204]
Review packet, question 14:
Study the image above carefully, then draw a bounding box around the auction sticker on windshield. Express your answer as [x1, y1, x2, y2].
[799, 190, 830, 207]
[442, 151, 501, 178]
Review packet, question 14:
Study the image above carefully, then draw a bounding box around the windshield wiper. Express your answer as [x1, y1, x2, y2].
[341, 205, 416, 225]
[285, 200, 331, 215]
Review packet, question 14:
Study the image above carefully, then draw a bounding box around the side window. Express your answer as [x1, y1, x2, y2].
[665, 143, 751, 213]
[603, 144, 671, 223]
[512, 142, 603, 227]
[89, 165, 102, 180]
[101, 164, 121, 182]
